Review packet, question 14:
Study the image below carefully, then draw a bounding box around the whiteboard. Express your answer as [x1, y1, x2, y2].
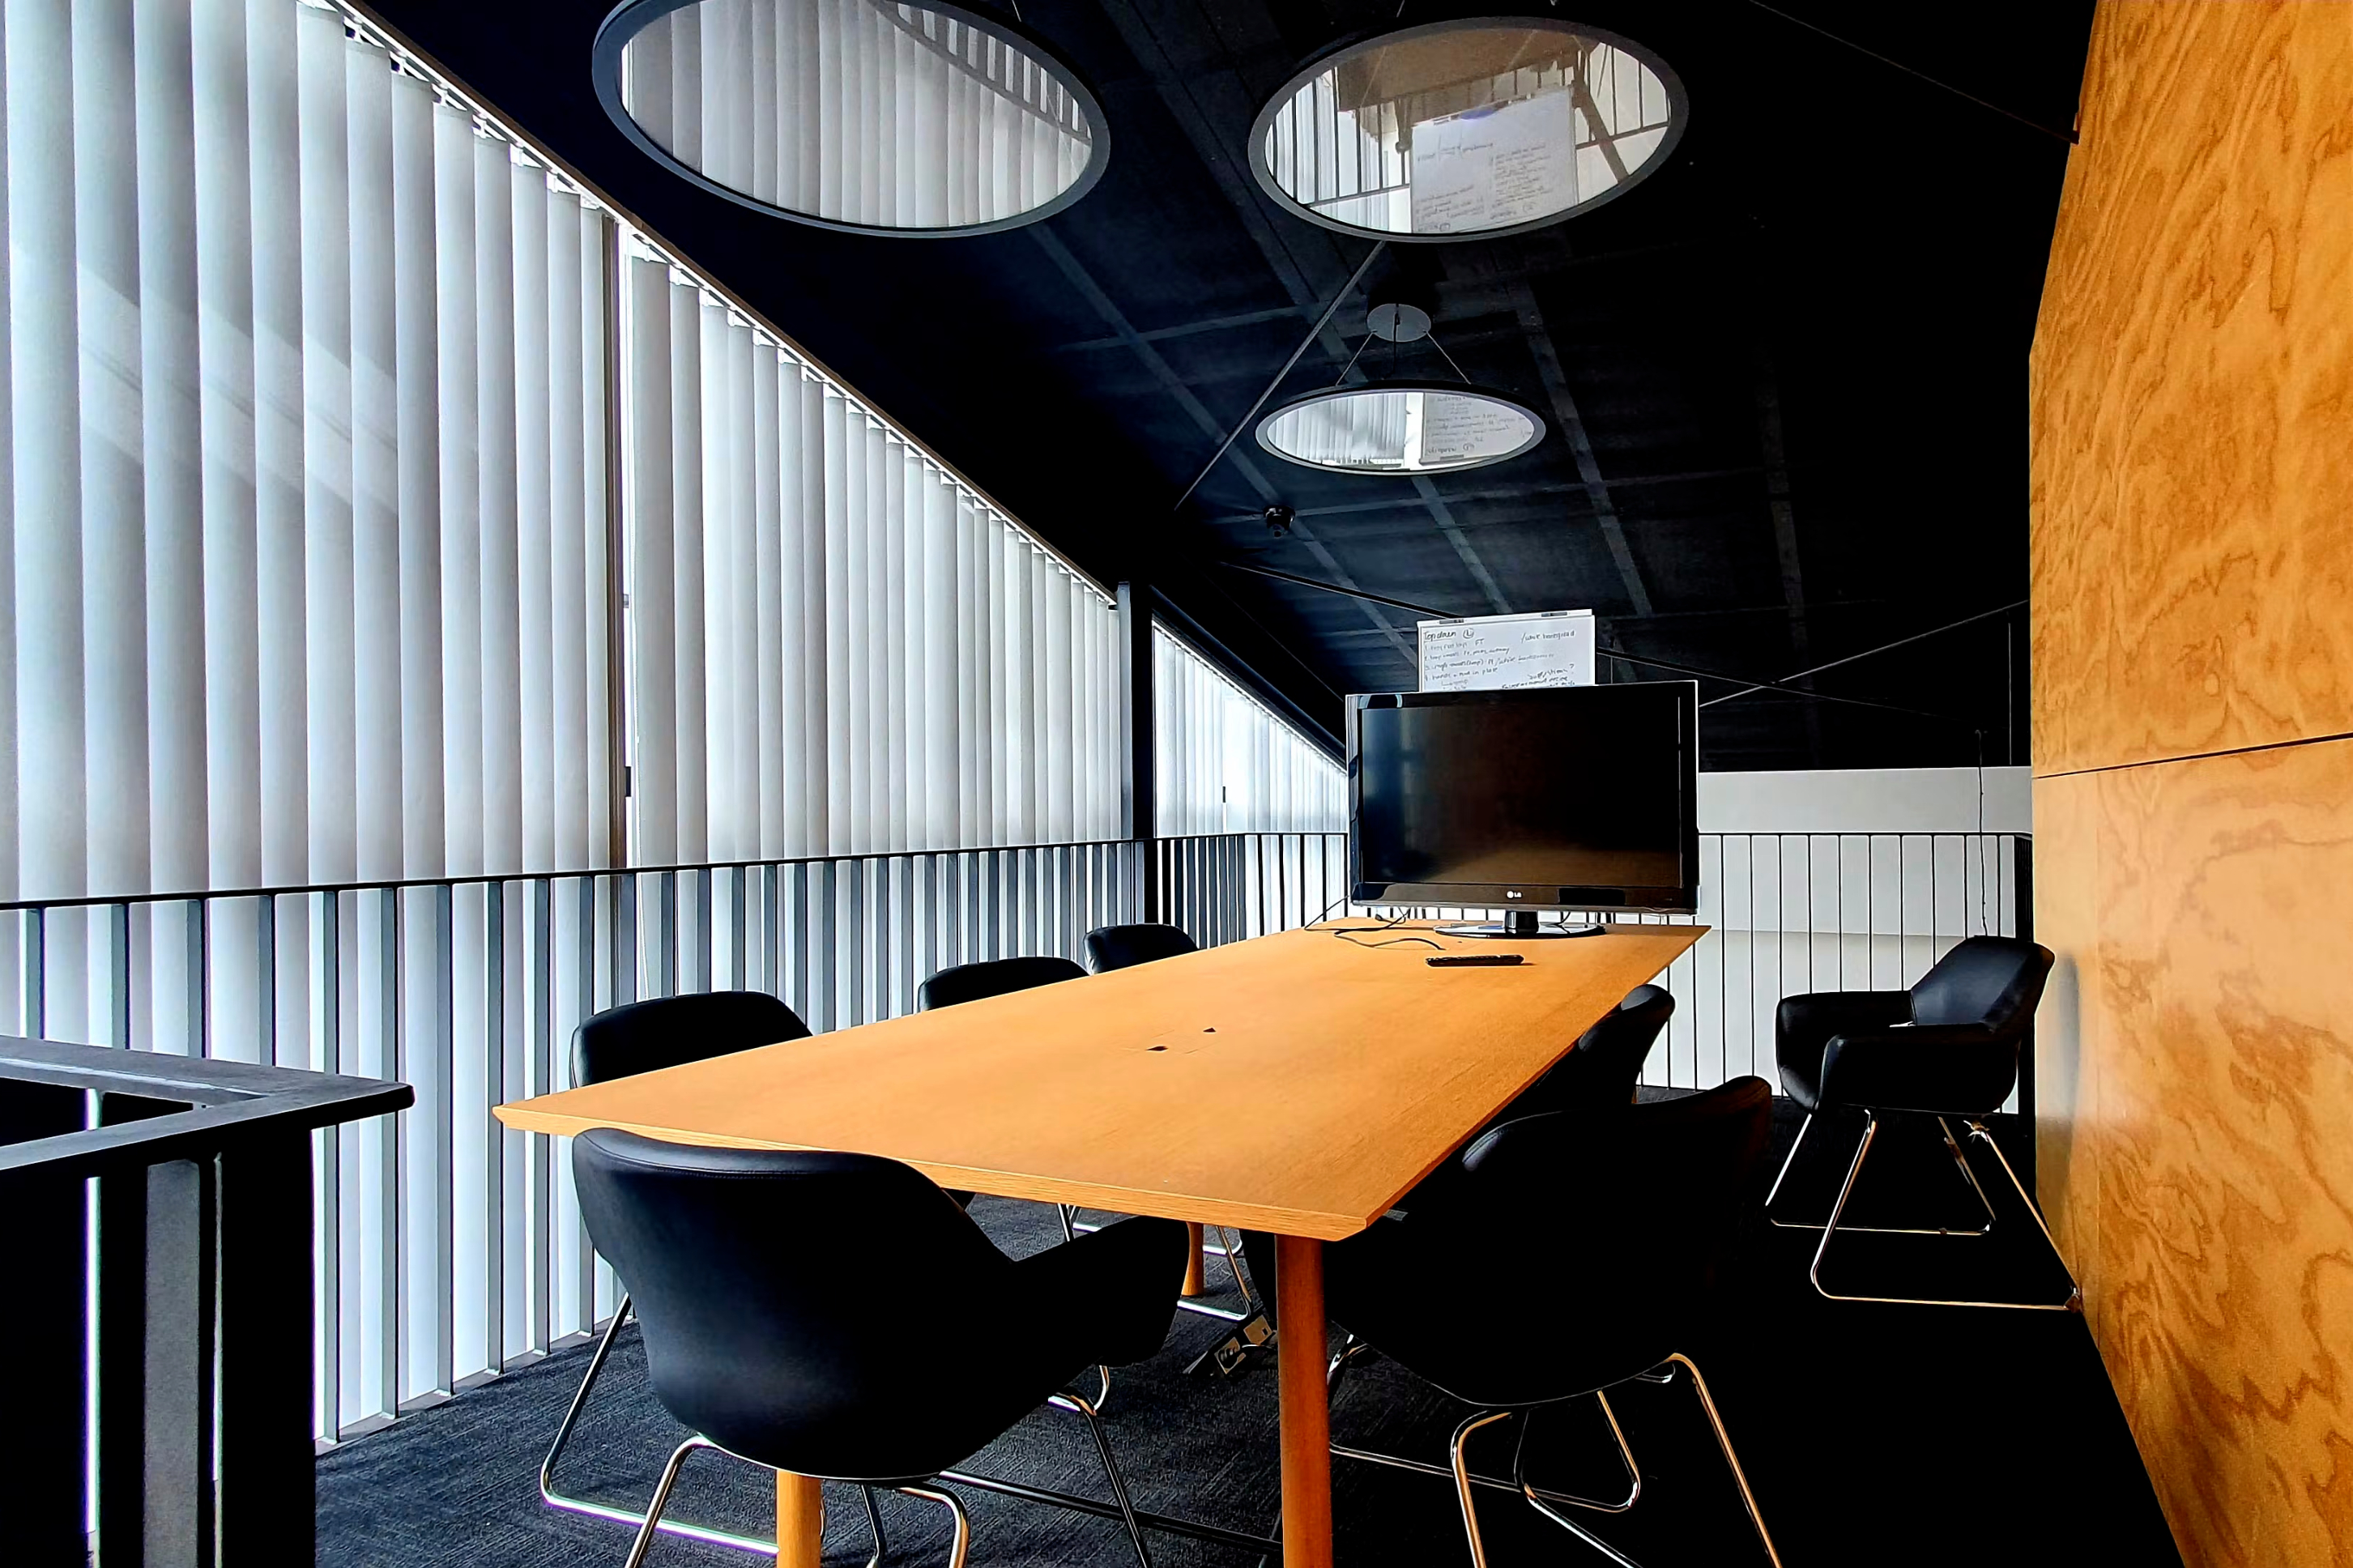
[1417, 609, 1596, 692]
[1409, 90, 1576, 236]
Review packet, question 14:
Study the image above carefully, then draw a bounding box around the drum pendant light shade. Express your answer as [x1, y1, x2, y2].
[1256, 381, 1545, 475]
[1250, 17, 1685, 242]
[594, 0, 1108, 236]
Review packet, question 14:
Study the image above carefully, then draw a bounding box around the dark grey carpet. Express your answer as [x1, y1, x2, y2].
[316, 1100, 2184, 1566]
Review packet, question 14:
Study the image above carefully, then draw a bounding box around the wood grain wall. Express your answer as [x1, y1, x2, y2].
[2031, 5, 2353, 1565]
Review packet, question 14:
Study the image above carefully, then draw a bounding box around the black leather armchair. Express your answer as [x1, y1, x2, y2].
[1768, 935, 2080, 1310]
[919, 952, 1251, 1336]
[1083, 922, 1198, 973]
[1247, 1079, 1784, 1567]
[918, 954, 1087, 1011]
[542, 991, 823, 1541]
[573, 1131, 1187, 1567]
[1504, 983, 1674, 1119]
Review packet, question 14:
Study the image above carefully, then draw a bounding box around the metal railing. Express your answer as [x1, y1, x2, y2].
[0, 1033, 408, 1562]
[0, 839, 1147, 1447]
[2, 827, 2027, 1452]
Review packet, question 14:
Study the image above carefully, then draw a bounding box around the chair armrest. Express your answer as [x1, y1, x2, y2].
[1775, 993, 1913, 1092]
[1818, 1024, 2020, 1116]
[1776, 991, 1912, 1047]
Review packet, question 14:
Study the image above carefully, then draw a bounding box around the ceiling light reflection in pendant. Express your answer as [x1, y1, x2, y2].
[1255, 381, 1545, 476]
[594, 0, 1107, 236]
[1249, 17, 1686, 241]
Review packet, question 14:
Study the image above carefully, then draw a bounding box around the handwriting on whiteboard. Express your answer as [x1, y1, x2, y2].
[1409, 91, 1576, 236]
[1417, 610, 1596, 692]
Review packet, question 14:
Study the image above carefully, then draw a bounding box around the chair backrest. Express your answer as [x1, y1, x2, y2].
[1561, 984, 1675, 1099]
[571, 991, 812, 1088]
[1084, 922, 1199, 974]
[572, 1130, 1008, 1475]
[1908, 936, 2055, 1033]
[1458, 1076, 1774, 1324]
[919, 954, 1087, 1011]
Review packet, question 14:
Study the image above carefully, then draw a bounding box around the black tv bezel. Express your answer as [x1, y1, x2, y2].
[1345, 682, 1702, 917]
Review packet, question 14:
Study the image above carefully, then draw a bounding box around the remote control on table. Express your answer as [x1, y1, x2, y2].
[1426, 953, 1525, 967]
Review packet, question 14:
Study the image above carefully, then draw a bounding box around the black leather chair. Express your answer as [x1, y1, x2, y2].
[573, 1131, 1187, 1567]
[1767, 935, 2080, 1310]
[917, 957, 1088, 1219]
[541, 991, 817, 1533]
[919, 954, 1087, 1011]
[1503, 984, 1674, 1119]
[919, 952, 1251, 1333]
[1250, 1079, 1784, 1567]
[1083, 922, 1198, 974]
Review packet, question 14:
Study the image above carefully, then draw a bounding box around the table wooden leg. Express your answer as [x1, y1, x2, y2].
[776, 1470, 823, 1568]
[1275, 1234, 1334, 1568]
[1183, 1220, 1209, 1296]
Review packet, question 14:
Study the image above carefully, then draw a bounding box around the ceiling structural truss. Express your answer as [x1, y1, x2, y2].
[1089, 0, 1515, 654]
[1511, 285, 1652, 617]
[354, 0, 2085, 762]
[1751, 343, 1810, 658]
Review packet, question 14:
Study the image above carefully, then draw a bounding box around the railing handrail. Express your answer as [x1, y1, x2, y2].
[0, 1034, 412, 1180]
[0, 826, 2031, 916]
[0, 835, 1149, 915]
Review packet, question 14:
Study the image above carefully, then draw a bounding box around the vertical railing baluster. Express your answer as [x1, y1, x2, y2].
[19, 905, 44, 1038]
[573, 876, 600, 1336]
[531, 878, 554, 1357]
[318, 889, 342, 1442]
[380, 884, 403, 1421]
[109, 901, 132, 1048]
[484, 879, 507, 1375]
[433, 882, 456, 1398]
[258, 893, 279, 1067]
[896, 855, 918, 1017]
[693, 866, 713, 994]
[615, 871, 638, 1008]
[192, 899, 210, 1059]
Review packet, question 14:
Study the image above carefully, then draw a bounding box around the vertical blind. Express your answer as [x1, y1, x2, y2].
[1154, 622, 1345, 835]
[0, 0, 1328, 1449]
[0, 0, 614, 906]
[619, 0, 1095, 229]
[619, 247, 1121, 863]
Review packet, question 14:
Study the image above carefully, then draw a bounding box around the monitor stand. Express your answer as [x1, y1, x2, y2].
[1434, 910, 1606, 940]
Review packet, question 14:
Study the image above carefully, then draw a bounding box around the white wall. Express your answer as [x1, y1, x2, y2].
[1699, 765, 2031, 835]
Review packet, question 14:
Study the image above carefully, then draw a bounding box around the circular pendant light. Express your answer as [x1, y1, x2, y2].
[594, 0, 1108, 236]
[1249, 17, 1685, 242]
[1256, 380, 1545, 475]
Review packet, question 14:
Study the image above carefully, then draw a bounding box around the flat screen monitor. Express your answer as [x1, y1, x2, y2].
[1347, 682, 1699, 935]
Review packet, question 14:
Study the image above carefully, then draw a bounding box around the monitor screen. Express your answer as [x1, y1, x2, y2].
[1348, 683, 1699, 911]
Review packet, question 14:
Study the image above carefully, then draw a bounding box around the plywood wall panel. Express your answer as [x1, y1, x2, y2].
[2036, 739, 2353, 1567]
[2030, 1, 2353, 779]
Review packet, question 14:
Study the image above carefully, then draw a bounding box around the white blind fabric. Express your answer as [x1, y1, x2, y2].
[0, 0, 613, 904]
[619, 0, 1095, 230]
[621, 250, 1120, 862]
[1154, 622, 1344, 835]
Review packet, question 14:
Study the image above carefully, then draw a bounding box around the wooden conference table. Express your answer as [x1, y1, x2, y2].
[496, 918, 1706, 1566]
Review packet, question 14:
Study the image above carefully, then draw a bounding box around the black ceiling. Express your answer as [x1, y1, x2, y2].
[365, 0, 2095, 769]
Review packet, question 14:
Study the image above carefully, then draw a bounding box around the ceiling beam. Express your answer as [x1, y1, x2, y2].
[1051, 304, 1310, 354]
[1410, 475, 1512, 614]
[1752, 346, 1810, 658]
[1046, 241, 1704, 356]
[1204, 467, 1767, 526]
[1511, 285, 1654, 616]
